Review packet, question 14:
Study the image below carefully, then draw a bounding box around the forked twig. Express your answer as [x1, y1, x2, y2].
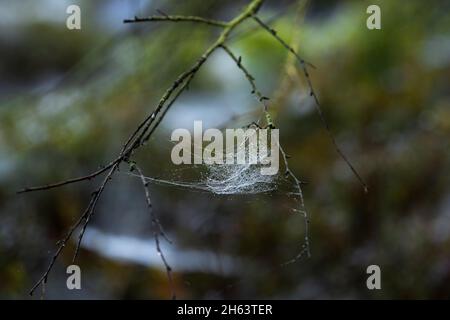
[29, 193, 97, 295]
[134, 165, 175, 299]
[24, 0, 367, 297]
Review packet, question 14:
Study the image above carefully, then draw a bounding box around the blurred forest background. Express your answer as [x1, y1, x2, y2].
[0, 0, 449, 299]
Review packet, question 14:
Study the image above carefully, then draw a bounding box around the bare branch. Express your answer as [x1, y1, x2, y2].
[220, 44, 272, 117]
[279, 144, 311, 262]
[29, 193, 97, 296]
[222, 43, 311, 260]
[220, 45, 260, 98]
[72, 164, 118, 263]
[124, 15, 228, 28]
[17, 161, 117, 194]
[142, 73, 195, 144]
[253, 15, 368, 193]
[135, 165, 175, 299]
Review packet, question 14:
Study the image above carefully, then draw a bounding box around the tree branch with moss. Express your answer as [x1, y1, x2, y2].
[21, 0, 366, 298]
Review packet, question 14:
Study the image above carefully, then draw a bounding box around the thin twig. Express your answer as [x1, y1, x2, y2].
[17, 162, 116, 194]
[221, 45, 261, 98]
[220, 45, 271, 115]
[135, 165, 175, 299]
[222, 45, 311, 260]
[253, 15, 368, 193]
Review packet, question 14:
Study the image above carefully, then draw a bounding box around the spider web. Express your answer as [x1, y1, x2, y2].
[127, 125, 310, 266]
[131, 127, 281, 195]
